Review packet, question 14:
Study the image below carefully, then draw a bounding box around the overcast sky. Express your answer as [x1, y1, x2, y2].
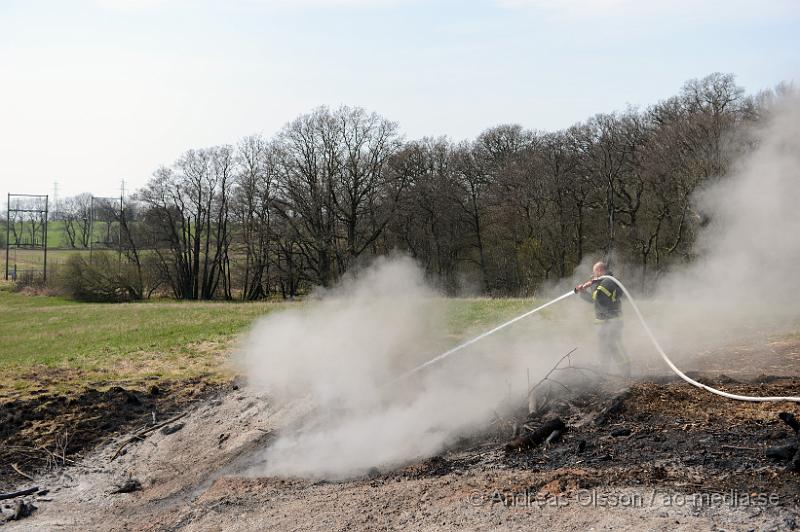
[1, 0, 798, 201]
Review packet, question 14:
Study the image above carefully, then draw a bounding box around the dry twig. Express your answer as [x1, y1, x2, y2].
[11, 463, 34, 482]
[110, 412, 188, 461]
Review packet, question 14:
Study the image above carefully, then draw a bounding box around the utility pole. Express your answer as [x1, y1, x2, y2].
[89, 195, 94, 263]
[4, 194, 9, 281]
[119, 179, 125, 268]
[5, 194, 48, 282]
[43, 195, 48, 282]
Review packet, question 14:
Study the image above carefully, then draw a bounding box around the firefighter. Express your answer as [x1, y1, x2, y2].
[574, 261, 631, 377]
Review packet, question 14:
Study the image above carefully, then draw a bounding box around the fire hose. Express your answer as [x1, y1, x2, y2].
[399, 275, 800, 403]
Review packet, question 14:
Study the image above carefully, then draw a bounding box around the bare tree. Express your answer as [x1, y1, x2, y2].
[385, 137, 466, 292]
[333, 106, 404, 271]
[102, 72, 771, 298]
[272, 106, 403, 287]
[138, 147, 234, 300]
[59, 193, 93, 248]
[233, 135, 278, 300]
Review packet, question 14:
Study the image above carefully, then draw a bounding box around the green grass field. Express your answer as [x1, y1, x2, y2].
[0, 290, 290, 395]
[3, 220, 124, 274]
[0, 289, 535, 398]
[2, 221, 269, 276]
[5, 220, 120, 248]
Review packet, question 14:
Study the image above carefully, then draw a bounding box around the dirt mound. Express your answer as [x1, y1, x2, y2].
[0, 378, 223, 490]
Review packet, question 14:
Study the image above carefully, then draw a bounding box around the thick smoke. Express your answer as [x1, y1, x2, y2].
[643, 94, 800, 362]
[240, 95, 800, 478]
[665, 96, 800, 309]
[242, 257, 441, 409]
[240, 256, 587, 478]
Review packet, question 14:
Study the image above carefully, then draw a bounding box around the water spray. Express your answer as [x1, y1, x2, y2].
[394, 291, 575, 381]
[400, 275, 800, 404]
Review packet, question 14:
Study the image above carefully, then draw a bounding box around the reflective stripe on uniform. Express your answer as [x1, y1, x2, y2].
[594, 284, 616, 301]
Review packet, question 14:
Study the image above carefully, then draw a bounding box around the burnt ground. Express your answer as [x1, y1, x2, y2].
[2, 335, 800, 530]
[0, 378, 226, 492]
[400, 376, 800, 502]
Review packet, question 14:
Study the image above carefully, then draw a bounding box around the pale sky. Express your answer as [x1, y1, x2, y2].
[1, 0, 798, 202]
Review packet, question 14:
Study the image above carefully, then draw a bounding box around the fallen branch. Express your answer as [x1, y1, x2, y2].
[719, 444, 756, 452]
[0, 486, 39, 501]
[544, 429, 563, 447]
[768, 412, 800, 470]
[505, 417, 566, 452]
[766, 443, 798, 460]
[594, 391, 631, 426]
[110, 412, 188, 461]
[11, 463, 34, 482]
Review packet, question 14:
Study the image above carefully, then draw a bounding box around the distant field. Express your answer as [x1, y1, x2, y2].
[0, 289, 535, 398]
[3, 221, 267, 277]
[3, 248, 91, 273]
[5, 220, 119, 248]
[3, 219, 119, 276]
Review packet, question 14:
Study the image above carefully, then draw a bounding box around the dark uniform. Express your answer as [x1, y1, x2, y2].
[578, 275, 630, 376]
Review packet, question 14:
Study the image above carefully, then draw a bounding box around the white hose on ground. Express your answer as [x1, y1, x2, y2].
[399, 275, 800, 403]
[599, 275, 800, 404]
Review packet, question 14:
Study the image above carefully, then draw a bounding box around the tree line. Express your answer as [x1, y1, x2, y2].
[22, 73, 791, 300]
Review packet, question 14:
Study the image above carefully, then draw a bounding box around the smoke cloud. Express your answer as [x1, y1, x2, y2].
[240, 255, 586, 478]
[642, 94, 800, 363]
[240, 94, 800, 478]
[663, 95, 800, 309]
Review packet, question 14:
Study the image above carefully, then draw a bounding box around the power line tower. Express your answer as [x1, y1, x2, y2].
[5, 194, 49, 282]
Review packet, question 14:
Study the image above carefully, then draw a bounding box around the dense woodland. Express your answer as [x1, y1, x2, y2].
[3, 73, 790, 300]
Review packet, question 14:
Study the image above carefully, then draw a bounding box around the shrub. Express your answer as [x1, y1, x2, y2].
[59, 252, 143, 302]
